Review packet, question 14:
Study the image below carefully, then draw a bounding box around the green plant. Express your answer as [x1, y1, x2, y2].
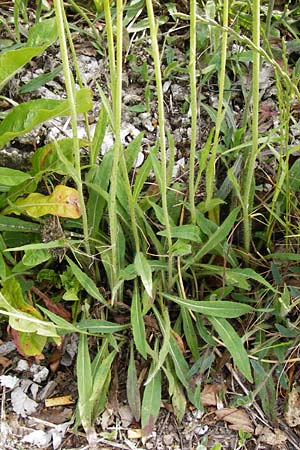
[1, 0, 300, 447]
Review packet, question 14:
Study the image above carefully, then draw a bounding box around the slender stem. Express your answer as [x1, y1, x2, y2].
[108, 0, 123, 289]
[54, 0, 90, 255]
[205, 0, 228, 212]
[189, 0, 197, 225]
[243, 0, 260, 252]
[265, 0, 275, 42]
[145, 0, 173, 287]
[104, 0, 116, 93]
[62, 7, 91, 143]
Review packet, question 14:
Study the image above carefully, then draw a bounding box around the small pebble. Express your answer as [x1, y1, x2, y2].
[163, 434, 174, 446]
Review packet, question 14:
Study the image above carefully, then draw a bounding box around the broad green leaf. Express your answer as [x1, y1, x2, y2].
[18, 331, 47, 356]
[127, 343, 141, 421]
[0, 168, 32, 192]
[22, 249, 51, 267]
[158, 224, 201, 242]
[26, 17, 58, 47]
[209, 317, 253, 382]
[162, 293, 253, 317]
[66, 257, 107, 305]
[76, 319, 129, 333]
[131, 285, 147, 359]
[1, 277, 42, 318]
[0, 290, 60, 340]
[141, 362, 161, 438]
[31, 138, 75, 174]
[0, 48, 46, 91]
[0, 16, 58, 92]
[170, 239, 192, 256]
[3, 185, 82, 218]
[77, 333, 93, 432]
[0, 88, 92, 148]
[134, 252, 152, 297]
[191, 206, 240, 263]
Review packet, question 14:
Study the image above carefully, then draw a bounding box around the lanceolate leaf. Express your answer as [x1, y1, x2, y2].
[131, 284, 147, 359]
[191, 206, 240, 263]
[90, 351, 117, 413]
[127, 343, 141, 421]
[144, 307, 171, 386]
[141, 362, 161, 438]
[77, 333, 93, 432]
[0, 168, 31, 192]
[76, 319, 129, 333]
[209, 317, 253, 382]
[162, 293, 253, 318]
[134, 252, 153, 297]
[66, 257, 107, 306]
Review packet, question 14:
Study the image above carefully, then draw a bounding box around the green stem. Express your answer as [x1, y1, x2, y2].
[54, 0, 90, 255]
[243, 0, 260, 252]
[189, 0, 197, 225]
[145, 0, 173, 288]
[205, 0, 228, 212]
[62, 7, 91, 143]
[108, 0, 123, 289]
[104, 0, 116, 92]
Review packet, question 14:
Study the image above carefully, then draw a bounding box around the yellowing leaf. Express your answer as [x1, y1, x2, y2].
[3, 185, 82, 218]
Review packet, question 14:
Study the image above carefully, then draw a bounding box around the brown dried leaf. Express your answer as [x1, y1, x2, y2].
[257, 426, 287, 446]
[0, 354, 12, 368]
[201, 383, 226, 407]
[285, 387, 300, 427]
[215, 407, 254, 433]
[45, 395, 74, 407]
[172, 330, 185, 353]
